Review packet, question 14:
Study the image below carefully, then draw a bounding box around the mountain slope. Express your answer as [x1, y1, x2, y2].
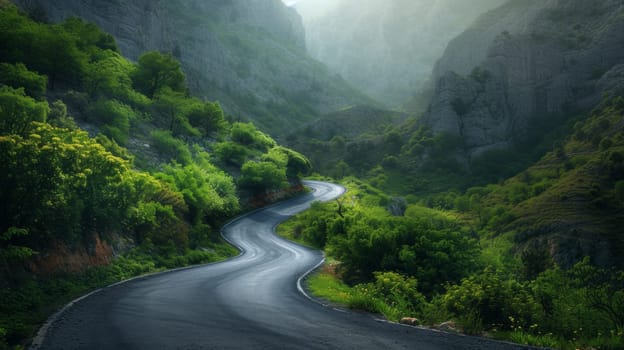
[285, 105, 407, 177]
[417, 0, 624, 159]
[13, 0, 372, 136]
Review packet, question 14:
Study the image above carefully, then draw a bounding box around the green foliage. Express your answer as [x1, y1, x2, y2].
[0, 62, 47, 100]
[0, 6, 311, 348]
[47, 99, 77, 129]
[263, 146, 311, 179]
[156, 161, 239, 225]
[329, 212, 478, 294]
[230, 122, 276, 150]
[359, 272, 427, 316]
[0, 123, 132, 245]
[0, 227, 34, 275]
[60, 17, 118, 54]
[280, 181, 478, 294]
[238, 161, 287, 193]
[214, 141, 248, 165]
[0, 7, 94, 89]
[151, 87, 199, 136]
[185, 99, 227, 135]
[150, 129, 192, 165]
[0, 86, 48, 135]
[94, 134, 134, 162]
[89, 98, 136, 145]
[306, 268, 427, 322]
[443, 268, 541, 331]
[132, 51, 185, 98]
[84, 50, 147, 106]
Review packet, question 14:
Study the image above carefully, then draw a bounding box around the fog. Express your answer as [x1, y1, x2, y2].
[285, 0, 507, 107]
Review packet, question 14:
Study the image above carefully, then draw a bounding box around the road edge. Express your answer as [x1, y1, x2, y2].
[29, 180, 344, 350]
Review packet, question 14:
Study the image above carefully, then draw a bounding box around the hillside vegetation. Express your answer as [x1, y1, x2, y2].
[281, 98, 624, 349]
[12, 0, 374, 137]
[0, 4, 310, 348]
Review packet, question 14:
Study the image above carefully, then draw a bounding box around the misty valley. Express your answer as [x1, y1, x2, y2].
[1, 0, 623, 349]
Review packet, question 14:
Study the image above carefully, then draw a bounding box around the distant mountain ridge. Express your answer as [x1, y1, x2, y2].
[415, 0, 624, 159]
[13, 0, 371, 136]
[296, 0, 507, 107]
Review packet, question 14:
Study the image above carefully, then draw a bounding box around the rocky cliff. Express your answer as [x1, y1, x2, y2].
[295, 0, 506, 107]
[13, 0, 369, 135]
[418, 0, 624, 159]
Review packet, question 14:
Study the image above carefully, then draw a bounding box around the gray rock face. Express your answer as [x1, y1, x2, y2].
[420, 0, 624, 159]
[13, 0, 367, 135]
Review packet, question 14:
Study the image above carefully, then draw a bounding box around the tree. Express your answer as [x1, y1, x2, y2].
[186, 99, 227, 135]
[0, 123, 132, 244]
[84, 51, 135, 99]
[239, 161, 287, 194]
[89, 99, 136, 145]
[36, 27, 88, 89]
[152, 88, 198, 136]
[132, 51, 185, 98]
[61, 17, 118, 54]
[230, 122, 276, 150]
[157, 162, 239, 225]
[214, 141, 248, 165]
[0, 62, 47, 100]
[0, 86, 49, 135]
[262, 146, 311, 179]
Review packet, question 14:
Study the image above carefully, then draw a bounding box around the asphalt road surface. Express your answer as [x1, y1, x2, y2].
[32, 181, 536, 350]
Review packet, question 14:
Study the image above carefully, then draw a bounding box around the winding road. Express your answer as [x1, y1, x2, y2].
[32, 181, 534, 350]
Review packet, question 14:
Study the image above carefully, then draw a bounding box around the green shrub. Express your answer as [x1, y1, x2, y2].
[214, 141, 248, 165]
[230, 122, 275, 150]
[89, 99, 136, 145]
[150, 129, 192, 164]
[0, 86, 48, 135]
[443, 268, 541, 331]
[238, 161, 287, 194]
[0, 62, 47, 100]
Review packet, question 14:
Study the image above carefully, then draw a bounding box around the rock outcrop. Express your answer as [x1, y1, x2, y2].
[416, 0, 624, 159]
[13, 0, 369, 136]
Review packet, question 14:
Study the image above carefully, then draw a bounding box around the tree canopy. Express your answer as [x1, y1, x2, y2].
[132, 51, 186, 98]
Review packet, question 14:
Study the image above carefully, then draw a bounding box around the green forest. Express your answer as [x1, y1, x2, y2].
[1, 1, 624, 349]
[0, 3, 310, 348]
[280, 97, 624, 349]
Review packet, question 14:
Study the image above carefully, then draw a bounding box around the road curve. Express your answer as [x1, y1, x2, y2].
[33, 181, 534, 350]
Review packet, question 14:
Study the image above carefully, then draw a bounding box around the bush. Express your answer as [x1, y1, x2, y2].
[443, 268, 541, 331]
[238, 161, 287, 194]
[132, 51, 185, 98]
[0, 62, 47, 100]
[150, 129, 192, 164]
[89, 99, 136, 145]
[214, 141, 248, 165]
[230, 122, 275, 150]
[0, 86, 48, 135]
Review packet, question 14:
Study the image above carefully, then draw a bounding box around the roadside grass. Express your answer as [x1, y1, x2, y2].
[275, 216, 316, 248]
[306, 267, 624, 350]
[305, 263, 407, 322]
[491, 329, 624, 350]
[306, 264, 352, 305]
